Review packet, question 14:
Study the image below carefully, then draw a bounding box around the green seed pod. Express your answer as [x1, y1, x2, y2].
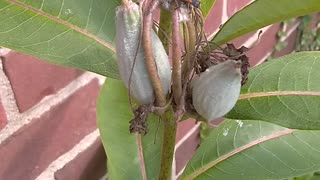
[192, 60, 242, 121]
[115, 1, 171, 104]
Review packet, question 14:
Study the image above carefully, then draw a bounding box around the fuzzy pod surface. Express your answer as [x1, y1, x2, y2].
[115, 1, 171, 104]
[192, 60, 242, 121]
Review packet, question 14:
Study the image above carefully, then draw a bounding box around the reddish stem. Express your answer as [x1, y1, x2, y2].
[171, 7, 182, 105]
[143, 0, 166, 107]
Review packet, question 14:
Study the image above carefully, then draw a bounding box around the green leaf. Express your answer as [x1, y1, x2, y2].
[97, 78, 163, 180]
[200, 122, 211, 142]
[201, 0, 216, 19]
[274, 41, 288, 51]
[211, 0, 320, 45]
[0, 0, 120, 78]
[181, 119, 320, 180]
[288, 172, 320, 180]
[226, 52, 320, 130]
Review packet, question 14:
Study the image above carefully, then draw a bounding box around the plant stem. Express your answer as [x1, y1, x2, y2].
[171, 8, 182, 105]
[179, 18, 197, 116]
[143, 2, 177, 180]
[158, 8, 172, 53]
[182, 19, 197, 79]
[181, 21, 189, 73]
[159, 107, 177, 180]
[158, 6, 180, 180]
[143, 0, 166, 107]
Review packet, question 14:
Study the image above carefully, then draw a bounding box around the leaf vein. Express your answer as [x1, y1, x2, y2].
[9, 0, 116, 52]
[57, 0, 65, 18]
[19, 29, 72, 48]
[0, 9, 27, 24]
[85, 0, 94, 30]
[1, 14, 39, 33]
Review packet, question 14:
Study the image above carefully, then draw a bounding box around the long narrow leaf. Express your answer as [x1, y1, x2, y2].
[0, 0, 120, 78]
[97, 78, 163, 179]
[201, 0, 216, 19]
[182, 119, 320, 180]
[227, 52, 320, 130]
[211, 0, 320, 45]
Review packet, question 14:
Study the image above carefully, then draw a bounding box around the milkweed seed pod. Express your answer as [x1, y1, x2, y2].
[115, 1, 171, 104]
[192, 60, 242, 121]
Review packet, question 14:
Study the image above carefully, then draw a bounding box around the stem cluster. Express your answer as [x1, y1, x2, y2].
[140, 1, 203, 179]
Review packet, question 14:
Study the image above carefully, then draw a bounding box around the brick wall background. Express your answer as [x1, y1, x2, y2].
[0, 0, 305, 179]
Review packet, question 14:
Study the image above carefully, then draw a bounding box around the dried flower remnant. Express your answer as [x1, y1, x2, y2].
[129, 105, 151, 135]
[197, 43, 250, 85]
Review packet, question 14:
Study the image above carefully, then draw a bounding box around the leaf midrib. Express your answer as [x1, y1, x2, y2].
[9, 0, 116, 52]
[239, 91, 320, 100]
[137, 134, 147, 180]
[184, 129, 295, 180]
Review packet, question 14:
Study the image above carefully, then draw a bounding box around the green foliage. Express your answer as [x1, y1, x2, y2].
[226, 52, 320, 130]
[296, 15, 320, 51]
[2, 0, 320, 180]
[200, 0, 216, 18]
[182, 119, 320, 180]
[0, 0, 120, 78]
[274, 41, 288, 51]
[97, 78, 163, 180]
[212, 0, 320, 46]
[286, 172, 320, 180]
[199, 122, 211, 142]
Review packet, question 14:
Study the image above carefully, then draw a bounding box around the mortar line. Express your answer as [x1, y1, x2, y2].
[221, 0, 228, 25]
[172, 150, 176, 180]
[20, 72, 99, 119]
[0, 71, 100, 143]
[207, 0, 254, 40]
[176, 165, 186, 179]
[175, 122, 200, 151]
[99, 173, 108, 180]
[0, 56, 20, 124]
[173, 123, 200, 176]
[254, 22, 300, 66]
[93, 72, 106, 85]
[243, 25, 271, 48]
[280, 22, 300, 42]
[254, 51, 272, 67]
[35, 129, 100, 180]
[0, 48, 11, 56]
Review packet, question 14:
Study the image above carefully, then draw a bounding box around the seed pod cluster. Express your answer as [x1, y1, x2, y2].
[115, 1, 171, 104]
[192, 60, 242, 121]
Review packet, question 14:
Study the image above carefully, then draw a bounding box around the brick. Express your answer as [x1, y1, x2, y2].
[54, 139, 107, 180]
[226, 0, 252, 17]
[205, 0, 253, 38]
[3, 52, 83, 112]
[0, 79, 100, 180]
[230, 31, 257, 48]
[215, 23, 289, 66]
[204, 0, 223, 36]
[175, 127, 200, 175]
[210, 117, 224, 126]
[247, 24, 281, 66]
[309, 13, 320, 30]
[176, 119, 197, 142]
[0, 100, 6, 130]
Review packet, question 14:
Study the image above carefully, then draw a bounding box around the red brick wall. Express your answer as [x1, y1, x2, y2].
[0, 0, 298, 179]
